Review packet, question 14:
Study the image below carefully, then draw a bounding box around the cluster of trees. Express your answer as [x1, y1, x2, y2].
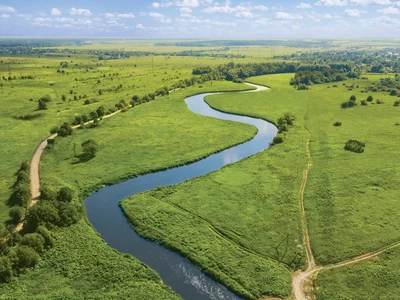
[344, 139, 365, 153]
[8, 162, 30, 222]
[270, 113, 296, 146]
[50, 123, 73, 137]
[192, 66, 212, 75]
[279, 49, 400, 73]
[37, 95, 52, 110]
[0, 183, 81, 283]
[290, 70, 347, 87]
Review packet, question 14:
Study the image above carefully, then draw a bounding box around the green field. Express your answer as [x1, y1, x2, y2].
[1, 40, 400, 299]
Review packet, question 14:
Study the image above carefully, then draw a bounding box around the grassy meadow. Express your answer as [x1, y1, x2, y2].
[122, 73, 400, 298]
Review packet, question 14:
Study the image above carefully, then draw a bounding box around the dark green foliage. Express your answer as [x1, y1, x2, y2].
[49, 126, 58, 134]
[9, 163, 31, 208]
[81, 139, 99, 157]
[15, 246, 40, 271]
[56, 202, 81, 227]
[341, 101, 357, 108]
[96, 106, 105, 117]
[20, 233, 45, 254]
[27, 201, 60, 229]
[39, 95, 51, 103]
[394, 100, 400, 107]
[36, 226, 54, 249]
[0, 256, 13, 283]
[350, 95, 356, 101]
[7, 232, 21, 247]
[148, 93, 156, 100]
[361, 100, 368, 106]
[390, 89, 397, 96]
[192, 66, 212, 75]
[333, 121, 342, 126]
[367, 95, 373, 101]
[296, 83, 309, 90]
[39, 185, 57, 201]
[344, 139, 365, 153]
[131, 95, 140, 102]
[38, 99, 47, 110]
[89, 111, 98, 120]
[272, 135, 284, 144]
[58, 123, 73, 137]
[9, 206, 25, 224]
[57, 187, 73, 203]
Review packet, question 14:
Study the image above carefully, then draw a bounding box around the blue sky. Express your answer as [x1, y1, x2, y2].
[0, 0, 399, 38]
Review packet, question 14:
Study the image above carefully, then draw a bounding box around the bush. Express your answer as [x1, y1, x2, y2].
[38, 99, 47, 110]
[27, 201, 60, 229]
[377, 99, 384, 104]
[9, 206, 25, 224]
[40, 185, 57, 201]
[57, 187, 74, 203]
[56, 202, 81, 227]
[81, 139, 99, 157]
[350, 95, 356, 101]
[394, 100, 400, 107]
[361, 100, 368, 106]
[333, 121, 342, 126]
[341, 101, 357, 108]
[0, 257, 13, 283]
[131, 95, 140, 102]
[96, 106, 105, 117]
[390, 89, 397, 96]
[367, 95, 373, 102]
[20, 233, 45, 254]
[15, 246, 40, 271]
[344, 139, 365, 153]
[13, 183, 31, 207]
[58, 123, 73, 137]
[272, 135, 284, 145]
[36, 226, 54, 249]
[50, 126, 59, 134]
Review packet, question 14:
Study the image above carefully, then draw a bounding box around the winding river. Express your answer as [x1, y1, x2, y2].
[84, 83, 278, 300]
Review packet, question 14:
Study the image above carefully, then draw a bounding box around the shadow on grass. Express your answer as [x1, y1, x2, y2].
[70, 153, 95, 165]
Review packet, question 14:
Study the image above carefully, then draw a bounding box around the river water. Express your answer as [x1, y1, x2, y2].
[84, 84, 277, 299]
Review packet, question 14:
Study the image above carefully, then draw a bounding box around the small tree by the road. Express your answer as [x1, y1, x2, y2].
[9, 206, 25, 224]
[81, 140, 99, 157]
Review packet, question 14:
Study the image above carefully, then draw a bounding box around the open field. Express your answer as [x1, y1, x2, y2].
[122, 72, 400, 298]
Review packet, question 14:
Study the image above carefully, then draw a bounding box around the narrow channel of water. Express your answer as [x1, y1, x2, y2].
[84, 84, 277, 300]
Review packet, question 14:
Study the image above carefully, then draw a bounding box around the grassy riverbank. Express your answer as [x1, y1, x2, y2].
[0, 81, 255, 298]
[122, 73, 400, 298]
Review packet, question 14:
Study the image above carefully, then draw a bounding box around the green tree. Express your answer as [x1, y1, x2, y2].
[36, 226, 54, 249]
[81, 140, 99, 157]
[350, 95, 356, 101]
[20, 233, 45, 254]
[38, 99, 47, 110]
[96, 106, 105, 117]
[15, 246, 40, 270]
[9, 206, 25, 224]
[367, 95, 373, 102]
[57, 187, 74, 202]
[0, 257, 13, 283]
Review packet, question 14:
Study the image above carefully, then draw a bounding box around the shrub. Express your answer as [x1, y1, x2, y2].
[58, 123, 73, 137]
[9, 206, 25, 224]
[50, 126, 59, 134]
[390, 89, 397, 96]
[367, 95, 373, 102]
[131, 95, 140, 102]
[81, 139, 99, 157]
[96, 106, 105, 117]
[272, 135, 284, 144]
[377, 99, 384, 104]
[15, 246, 40, 271]
[333, 121, 342, 126]
[57, 187, 74, 203]
[27, 201, 60, 229]
[20, 233, 45, 254]
[394, 100, 400, 107]
[38, 99, 47, 110]
[0, 257, 13, 283]
[344, 139, 365, 153]
[350, 95, 356, 101]
[361, 100, 368, 106]
[341, 101, 357, 108]
[13, 183, 31, 207]
[36, 226, 54, 249]
[56, 202, 81, 227]
[40, 185, 57, 201]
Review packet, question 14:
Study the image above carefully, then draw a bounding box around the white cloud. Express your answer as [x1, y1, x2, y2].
[345, 8, 365, 16]
[255, 18, 269, 25]
[149, 12, 172, 23]
[350, 0, 391, 4]
[136, 23, 146, 29]
[275, 11, 303, 19]
[105, 12, 135, 19]
[0, 6, 15, 13]
[254, 5, 269, 11]
[297, 2, 313, 8]
[69, 7, 92, 16]
[236, 11, 253, 18]
[0, 13, 10, 19]
[315, 0, 348, 6]
[152, 2, 161, 8]
[179, 7, 193, 13]
[50, 8, 61, 16]
[377, 6, 400, 13]
[292, 24, 300, 30]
